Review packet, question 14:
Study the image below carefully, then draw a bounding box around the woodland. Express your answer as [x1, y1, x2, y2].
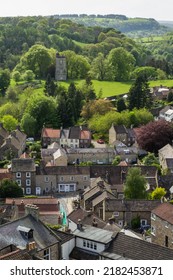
[0, 15, 173, 146]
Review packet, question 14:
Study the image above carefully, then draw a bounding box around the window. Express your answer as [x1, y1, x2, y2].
[69, 184, 75, 192]
[44, 248, 50, 260]
[165, 235, 169, 247]
[60, 176, 64, 182]
[44, 176, 49, 182]
[59, 185, 65, 192]
[70, 176, 74, 181]
[83, 176, 87, 181]
[16, 172, 21, 178]
[113, 212, 119, 217]
[26, 172, 31, 178]
[151, 226, 156, 235]
[26, 179, 31, 186]
[140, 219, 147, 226]
[151, 213, 156, 220]
[26, 188, 31, 195]
[82, 239, 97, 251]
[16, 179, 21, 186]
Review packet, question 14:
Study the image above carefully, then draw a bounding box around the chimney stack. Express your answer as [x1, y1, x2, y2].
[25, 204, 39, 221]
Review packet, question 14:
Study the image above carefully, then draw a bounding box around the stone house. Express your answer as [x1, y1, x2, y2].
[0, 123, 9, 146]
[0, 127, 26, 160]
[109, 124, 135, 147]
[151, 202, 173, 249]
[0, 204, 61, 260]
[41, 126, 91, 149]
[92, 198, 161, 228]
[66, 147, 115, 165]
[5, 197, 60, 225]
[36, 165, 90, 194]
[41, 128, 61, 148]
[159, 105, 173, 122]
[11, 158, 36, 195]
[53, 148, 68, 166]
[158, 144, 173, 173]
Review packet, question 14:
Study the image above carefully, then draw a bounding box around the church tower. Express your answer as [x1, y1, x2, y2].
[55, 53, 67, 81]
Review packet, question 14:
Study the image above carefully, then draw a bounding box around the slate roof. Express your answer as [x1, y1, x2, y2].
[11, 158, 36, 172]
[152, 202, 173, 225]
[36, 165, 90, 175]
[114, 125, 127, 134]
[104, 232, 173, 259]
[52, 229, 74, 244]
[0, 248, 32, 260]
[0, 214, 59, 250]
[73, 225, 115, 244]
[69, 247, 99, 260]
[68, 207, 106, 229]
[104, 199, 161, 212]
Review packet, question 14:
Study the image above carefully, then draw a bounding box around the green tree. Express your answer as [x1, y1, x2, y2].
[21, 113, 37, 137]
[0, 179, 23, 198]
[142, 153, 159, 166]
[44, 73, 57, 97]
[107, 47, 135, 81]
[0, 69, 10, 95]
[124, 167, 148, 199]
[112, 156, 121, 166]
[26, 94, 57, 134]
[1, 115, 18, 132]
[151, 187, 166, 200]
[116, 98, 127, 112]
[12, 70, 21, 83]
[19, 44, 53, 78]
[22, 70, 35, 82]
[128, 74, 153, 110]
[90, 52, 110, 81]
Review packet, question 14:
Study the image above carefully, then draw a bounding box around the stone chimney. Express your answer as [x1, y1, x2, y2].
[25, 204, 39, 221]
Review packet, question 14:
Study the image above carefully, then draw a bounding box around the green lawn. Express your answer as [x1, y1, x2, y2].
[60, 79, 132, 98]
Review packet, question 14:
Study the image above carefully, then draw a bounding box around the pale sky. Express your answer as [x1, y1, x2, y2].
[0, 0, 173, 21]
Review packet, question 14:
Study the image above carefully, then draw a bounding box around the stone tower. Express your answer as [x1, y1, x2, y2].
[55, 53, 67, 81]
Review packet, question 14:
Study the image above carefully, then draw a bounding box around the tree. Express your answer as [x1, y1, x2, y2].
[135, 120, 173, 153]
[107, 47, 135, 81]
[19, 44, 53, 78]
[116, 98, 127, 112]
[21, 113, 37, 136]
[0, 179, 23, 198]
[151, 187, 166, 200]
[12, 70, 21, 83]
[26, 95, 57, 134]
[124, 167, 148, 199]
[44, 73, 57, 97]
[131, 66, 158, 80]
[128, 73, 153, 110]
[81, 99, 113, 120]
[22, 70, 35, 82]
[0, 69, 10, 95]
[142, 153, 159, 166]
[1, 114, 18, 132]
[90, 52, 110, 81]
[112, 156, 121, 166]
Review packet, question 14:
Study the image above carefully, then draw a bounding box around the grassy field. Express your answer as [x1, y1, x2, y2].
[60, 79, 173, 98]
[10, 78, 173, 99]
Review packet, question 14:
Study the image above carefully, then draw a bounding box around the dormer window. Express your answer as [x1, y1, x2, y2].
[17, 225, 33, 239]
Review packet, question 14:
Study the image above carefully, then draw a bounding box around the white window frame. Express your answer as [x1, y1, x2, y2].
[16, 179, 21, 186]
[26, 172, 31, 178]
[60, 176, 64, 182]
[151, 213, 156, 220]
[16, 172, 21, 178]
[140, 219, 147, 226]
[26, 179, 31, 186]
[113, 212, 119, 217]
[26, 187, 31, 195]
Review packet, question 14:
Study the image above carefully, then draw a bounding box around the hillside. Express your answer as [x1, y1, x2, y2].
[53, 14, 171, 38]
